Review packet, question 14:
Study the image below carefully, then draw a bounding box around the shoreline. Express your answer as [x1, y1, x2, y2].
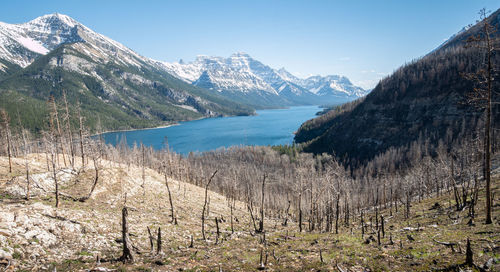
[92, 114, 218, 137]
[93, 123, 179, 137]
[93, 112, 252, 137]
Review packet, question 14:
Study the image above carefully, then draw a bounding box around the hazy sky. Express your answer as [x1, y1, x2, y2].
[1, 0, 499, 89]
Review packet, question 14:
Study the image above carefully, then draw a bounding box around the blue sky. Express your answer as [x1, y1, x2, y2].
[1, 0, 498, 89]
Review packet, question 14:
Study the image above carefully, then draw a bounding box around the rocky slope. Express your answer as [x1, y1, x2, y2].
[0, 154, 498, 271]
[0, 153, 251, 271]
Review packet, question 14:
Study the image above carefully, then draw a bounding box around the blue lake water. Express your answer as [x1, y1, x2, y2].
[100, 105, 321, 155]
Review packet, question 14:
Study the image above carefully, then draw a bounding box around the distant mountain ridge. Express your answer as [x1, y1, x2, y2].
[0, 13, 253, 132]
[162, 53, 368, 108]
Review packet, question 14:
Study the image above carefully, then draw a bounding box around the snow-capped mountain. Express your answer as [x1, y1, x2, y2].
[0, 12, 367, 121]
[162, 53, 279, 94]
[276, 68, 367, 98]
[0, 13, 253, 131]
[299, 75, 367, 98]
[0, 13, 158, 69]
[162, 53, 368, 107]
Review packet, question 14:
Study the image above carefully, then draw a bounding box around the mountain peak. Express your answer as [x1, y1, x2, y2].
[0, 13, 148, 68]
[24, 13, 79, 29]
[276, 68, 299, 82]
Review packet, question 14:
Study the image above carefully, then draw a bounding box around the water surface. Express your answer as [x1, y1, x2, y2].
[101, 106, 321, 155]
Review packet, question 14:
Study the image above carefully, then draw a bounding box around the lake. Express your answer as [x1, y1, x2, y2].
[100, 105, 321, 155]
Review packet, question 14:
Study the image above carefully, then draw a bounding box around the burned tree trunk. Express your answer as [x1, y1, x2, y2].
[215, 217, 220, 245]
[405, 191, 411, 219]
[258, 174, 266, 233]
[25, 159, 30, 200]
[283, 199, 291, 226]
[164, 173, 176, 223]
[335, 195, 340, 234]
[147, 226, 154, 252]
[361, 210, 365, 238]
[20, 127, 30, 200]
[463, 9, 495, 224]
[77, 102, 85, 168]
[298, 195, 303, 232]
[78, 156, 100, 202]
[202, 170, 217, 241]
[466, 238, 473, 266]
[1, 109, 12, 173]
[157, 227, 162, 254]
[121, 207, 134, 262]
[381, 215, 385, 238]
[62, 90, 75, 168]
[50, 97, 67, 167]
[230, 200, 235, 234]
[51, 153, 59, 208]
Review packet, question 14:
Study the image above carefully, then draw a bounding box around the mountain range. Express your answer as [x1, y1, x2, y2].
[162, 53, 367, 108]
[0, 13, 367, 132]
[0, 13, 256, 132]
[294, 8, 500, 166]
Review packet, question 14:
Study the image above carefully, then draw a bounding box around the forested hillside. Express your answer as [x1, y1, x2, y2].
[295, 9, 500, 167]
[0, 44, 253, 133]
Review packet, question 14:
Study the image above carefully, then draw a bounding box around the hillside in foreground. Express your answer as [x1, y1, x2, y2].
[0, 154, 499, 271]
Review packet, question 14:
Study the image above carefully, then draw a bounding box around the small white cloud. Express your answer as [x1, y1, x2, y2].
[339, 57, 351, 61]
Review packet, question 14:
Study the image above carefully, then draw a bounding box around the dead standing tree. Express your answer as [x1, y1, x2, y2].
[163, 169, 176, 224]
[0, 109, 12, 173]
[21, 128, 31, 200]
[62, 90, 75, 168]
[463, 8, 498, 224]
[48, 100, 60, 208]
[202, 170, 217, 241]
[50, 96, 67, 167]
[77, 101, 86, 168]
[258, 174, 267, 233]
[141, 143, 146, 200]
[77, 141, 102, 202]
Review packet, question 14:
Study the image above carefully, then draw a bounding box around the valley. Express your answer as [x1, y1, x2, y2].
[0, 3, 499, 272]
[0, 14, 364, 133]
[100, 106, 321, 155]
